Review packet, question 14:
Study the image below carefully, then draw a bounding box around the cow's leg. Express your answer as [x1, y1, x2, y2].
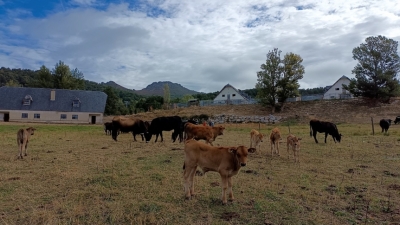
[324, 133, 328, 143]
[276, 141, 280, 156]
[183, 165, 197, 199]
[227, 176, 234, 201]
[179, 132, 183, 143]
[160, 132, 164, 142]
[154, 133, 159, 142]
[270, 142, 273, 156]
[313, 131, 318, 143]
[18, 142, 22, 159]
[220, 175, 228, 204]
[24, 141, 28, 156]
[140, 134, 144, 141]
[132, 133, 137, 142]
[287, 142, 290, 159]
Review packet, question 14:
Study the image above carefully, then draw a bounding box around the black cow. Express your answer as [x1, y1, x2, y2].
[379, 119, 392, 133]
[310, 119, 342, 143]
[104, 122, 113, 135]
[145, 116, 182, 143]
[394, 116, 400, 125]
[111, 116, 149, 141]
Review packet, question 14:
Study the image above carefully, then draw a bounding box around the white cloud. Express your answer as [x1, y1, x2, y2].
[0, 0, 399, 93]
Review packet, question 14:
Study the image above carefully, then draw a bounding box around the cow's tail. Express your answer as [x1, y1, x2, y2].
[183, 162, 185, 170]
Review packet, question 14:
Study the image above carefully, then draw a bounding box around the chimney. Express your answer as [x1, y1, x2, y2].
[50, 89, 56, 101]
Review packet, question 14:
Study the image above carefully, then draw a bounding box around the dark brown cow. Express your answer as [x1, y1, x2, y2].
[185, 124, 225, 145]
[270, 127, 281, 156]
[310, 119, 342, 143]
[17, 127, 36, 159]
[111, 116, 149, 141]
[104, 122, 113, 135]
[183, 139, 255, 204]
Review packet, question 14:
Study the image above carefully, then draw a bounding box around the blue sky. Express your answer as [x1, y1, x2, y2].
[0, 0, 399, 93]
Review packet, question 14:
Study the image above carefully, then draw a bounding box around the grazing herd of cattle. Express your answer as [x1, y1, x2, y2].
[14, 115, 399, 204]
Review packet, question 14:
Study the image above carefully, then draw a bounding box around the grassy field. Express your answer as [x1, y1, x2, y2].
[0, 121, 399, 225]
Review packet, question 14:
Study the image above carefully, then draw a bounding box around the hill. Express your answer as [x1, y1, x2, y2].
[105, 98, 400, 125]
[133, 81, 199, 98]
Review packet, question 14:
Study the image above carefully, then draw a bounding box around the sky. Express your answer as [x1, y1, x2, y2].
[0, 0, 399, 93]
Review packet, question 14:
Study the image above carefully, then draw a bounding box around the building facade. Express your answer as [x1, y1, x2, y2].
[323, 76, 353, 99]
[213, 84, 249, 104]
[0, 87, 107, 124]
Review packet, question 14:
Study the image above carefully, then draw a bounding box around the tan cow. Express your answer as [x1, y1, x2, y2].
[287, 134, 302, 162]
[183, 139, 255, 204]
[185, 124, 225, 145]
[17, 127, 36, 159]
[270, 127, 281, 156]
[250, 129, 265, 154]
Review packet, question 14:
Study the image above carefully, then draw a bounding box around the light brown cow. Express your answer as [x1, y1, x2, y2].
[270, 127, 281, 156]
[250, 129, 265, 154]
[17, 127, 36, 159]
[287, 134, 302, 162]
[183, 139, 255, 204]
[185, 124, 225, 145]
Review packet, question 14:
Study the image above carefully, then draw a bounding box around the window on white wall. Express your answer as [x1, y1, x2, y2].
[222, 95, 225, 97]
[232, 94, 236, 97]
[34, 114, 40, 119]
[21, 113, 28, 118]
[60, 114, 67, 119]
[72, 115, 78, 119]
[335, 88, 340, 90]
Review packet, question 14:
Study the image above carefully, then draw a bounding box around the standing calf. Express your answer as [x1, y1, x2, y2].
[17, 127, 36, 159]
[250, 129, 264, 154]
[287, 134, 301, 162]
[270, 127, 281, 156]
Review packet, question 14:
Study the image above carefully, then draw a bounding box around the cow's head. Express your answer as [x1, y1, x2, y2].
[388, 119, 393, 125]
[26, 127, 36, 135]
[217, 126, 225, 135]
[144, 132, 152, 143]
[335, 133, 342, 143]
[229, 146, 255, 168]
[289, 136, 302, 150]
[111, 129, 119, 141]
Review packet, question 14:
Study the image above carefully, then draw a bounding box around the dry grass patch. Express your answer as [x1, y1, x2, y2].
[0, 122, 399, 224]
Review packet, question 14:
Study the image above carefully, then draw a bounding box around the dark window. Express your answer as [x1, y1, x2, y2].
[335, 88, 340, 90]
[21, 113, 28, 118]
[72, 115, 78, 119]
[73, 100, 80, 107]
[222, 95, 225, 97]
[232, 94, 236, 97]
[34, 114, 40, 119]
[61, 114, 67, 119]
[23, 95, 33, 105]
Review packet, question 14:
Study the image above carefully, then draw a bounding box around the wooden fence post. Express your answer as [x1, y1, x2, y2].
[371, 117, 374, 135]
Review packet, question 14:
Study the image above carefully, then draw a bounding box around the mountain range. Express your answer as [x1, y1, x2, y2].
[103, 81, 200, 98]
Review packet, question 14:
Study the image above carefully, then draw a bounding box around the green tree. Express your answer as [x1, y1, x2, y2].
[5, 79, 21, 87]
[256, 48, 304, 112]
[343, 35, 400, 101]
[103, 87, 120, 116]
[31, 65, 54, 88]
[181, 94, 194, 103]
[53, 61, 85, 90]
[163, 83, 171, 109]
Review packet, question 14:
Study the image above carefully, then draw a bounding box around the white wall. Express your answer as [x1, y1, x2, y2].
[214, 86, 245, 101]
[323, 78, 352, 99]
[7, 110, 103, 124]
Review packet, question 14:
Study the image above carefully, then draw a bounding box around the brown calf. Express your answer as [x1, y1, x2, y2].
[270, 127, 281, 156]
[250, 129, 264, 154]
[184, 123, 214, 145]
[17, 127, 36, 159]
[287, 134, 302, 162]
[183, 139, 255, 204]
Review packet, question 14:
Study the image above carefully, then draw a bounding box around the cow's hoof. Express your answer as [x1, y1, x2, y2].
[185, 196, 191, 200]
[24, 154, 27, 156]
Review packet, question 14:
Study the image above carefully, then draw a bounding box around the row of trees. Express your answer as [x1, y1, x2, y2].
[256, 35, 400, 112]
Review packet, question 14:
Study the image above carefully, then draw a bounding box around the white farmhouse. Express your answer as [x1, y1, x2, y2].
[323, 76, 353, 99]
[213, 84, 249, 104]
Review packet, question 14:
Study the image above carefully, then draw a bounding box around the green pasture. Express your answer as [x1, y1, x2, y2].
[0, 122, 399, 224]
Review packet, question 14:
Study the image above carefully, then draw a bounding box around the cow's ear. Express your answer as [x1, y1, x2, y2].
[229, 147, 237, 154]
[298, 138, 302, 141]
[248, 148, 256, 153]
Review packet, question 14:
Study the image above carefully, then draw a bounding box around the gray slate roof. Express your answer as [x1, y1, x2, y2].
[0, 87, 107, 113]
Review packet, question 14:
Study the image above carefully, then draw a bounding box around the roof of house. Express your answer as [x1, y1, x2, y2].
[324, 75, 350, 94]
[214, 84, 249, 100]
[0, 86, 107, 113]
